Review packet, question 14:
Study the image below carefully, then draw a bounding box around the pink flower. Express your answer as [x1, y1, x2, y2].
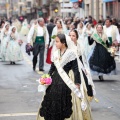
[40, 78, 46, 84]
[45, 78, 52, 85]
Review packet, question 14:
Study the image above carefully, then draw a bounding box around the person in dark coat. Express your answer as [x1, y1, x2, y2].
[46, 19, 55, 64]
[47, 19, 55, 44]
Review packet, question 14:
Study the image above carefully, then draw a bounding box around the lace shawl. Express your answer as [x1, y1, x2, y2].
[53, 49, 77, 67]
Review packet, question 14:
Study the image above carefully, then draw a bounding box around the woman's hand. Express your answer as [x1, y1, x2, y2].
[76, 84, 80, 89]
[112, 40, 118, 46]
[46, 44, 48, 49]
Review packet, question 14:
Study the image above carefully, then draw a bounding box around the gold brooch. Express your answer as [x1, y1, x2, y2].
[59, 57, 62, 60]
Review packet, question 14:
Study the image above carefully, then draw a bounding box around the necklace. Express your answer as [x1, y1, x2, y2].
[59, 48, 67, 60]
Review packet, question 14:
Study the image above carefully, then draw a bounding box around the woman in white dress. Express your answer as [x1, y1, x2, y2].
[12, 19, 22, 32]
[0, 21, 5, 59]
[84, 23, 95, 59]
[20, 19, 29, 36]
[49, 19, 67, 61]
[77, 22, 86, 51]
[77, 22, 85, 39]
[5, 26, 23, 64]
[1, 22, 10, 61]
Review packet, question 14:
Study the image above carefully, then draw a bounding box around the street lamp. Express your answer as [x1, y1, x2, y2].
[6, 0, 10, 19]
[54, 8, 58, 16]
[54, 9, 58, 13]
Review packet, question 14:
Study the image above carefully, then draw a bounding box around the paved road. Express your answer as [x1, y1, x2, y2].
[0, 41, 120, 120]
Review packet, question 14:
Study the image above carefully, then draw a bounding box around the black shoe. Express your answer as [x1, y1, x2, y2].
[33, 66, 36, 71]
[13, 62, 16, 65]
[10, 62, 12, 64]
[99, 76, 104, 81]
[39, 69, 44, 72]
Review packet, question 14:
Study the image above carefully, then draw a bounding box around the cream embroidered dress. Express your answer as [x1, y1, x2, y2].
[5, 33, 23, 62]
[0, 29, 2, 59]
[1, 32, 9, 61]
[84, 27, 95, 60]
[20, 20, 29, 36]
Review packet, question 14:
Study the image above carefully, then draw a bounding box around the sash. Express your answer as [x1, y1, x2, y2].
[54, 50, 87, 111]
[92, 33, 108, 49]
[54, 57, 82, 99]
[35, 36, 44, 43]
[108, 37, 112, 46]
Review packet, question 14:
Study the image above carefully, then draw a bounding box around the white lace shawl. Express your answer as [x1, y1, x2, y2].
[77, 22, 85, 36]
[1, 22, 10, 41]
[53, 49, 77, 68]
[49, 20, 67, 47]
[8, 26, 19, 41]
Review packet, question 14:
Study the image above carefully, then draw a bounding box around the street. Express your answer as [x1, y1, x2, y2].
[0, 42, 120, 120]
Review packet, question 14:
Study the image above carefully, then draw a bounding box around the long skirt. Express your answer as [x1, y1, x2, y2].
[20, 26, 29, 35]
[46, 47, 52, 64]
[1, 37, 8, 61]
[36, 70, 93, 120]
[5, 40, 23, 62]
[89, 43, 116, 75]
[0, 41, 1, 59]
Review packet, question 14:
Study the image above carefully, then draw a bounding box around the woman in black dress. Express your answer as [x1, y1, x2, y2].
[37, 34, 93, 120]
[88, 24, 116, 81]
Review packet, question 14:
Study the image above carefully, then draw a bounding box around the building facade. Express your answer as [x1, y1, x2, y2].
[0, 0, 6, 17]
[83, 0, 120, 20]
[103, 0, 120, 20]
[84, 0, 103, 21]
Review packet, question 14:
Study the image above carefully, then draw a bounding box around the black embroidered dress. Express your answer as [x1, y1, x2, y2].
[88, 36, 116, 75]
[39, 59, 81, 120]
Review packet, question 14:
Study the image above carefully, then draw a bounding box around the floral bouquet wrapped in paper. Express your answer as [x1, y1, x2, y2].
[38, 74, 52, 93]
[108, 46, 117, 57]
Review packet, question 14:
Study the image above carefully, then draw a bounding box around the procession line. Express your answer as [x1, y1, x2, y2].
[0, 112, 37, 117]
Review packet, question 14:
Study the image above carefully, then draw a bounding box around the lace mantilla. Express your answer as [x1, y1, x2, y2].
[53, 49, 77, 68]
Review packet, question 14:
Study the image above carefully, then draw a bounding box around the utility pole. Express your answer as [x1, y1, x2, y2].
[6, 0, 10, 19]
[91, 0, 94, 17]
[62, 0, 65, 18]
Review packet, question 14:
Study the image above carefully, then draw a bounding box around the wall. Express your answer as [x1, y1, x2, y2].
[105, 1, 120, 20]
[84, 0, 103, 21]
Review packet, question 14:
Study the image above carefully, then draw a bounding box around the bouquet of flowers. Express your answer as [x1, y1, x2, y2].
[108, 46, 117, 57]
[38, 74, 52, 92]
[39, 74, 52, 85]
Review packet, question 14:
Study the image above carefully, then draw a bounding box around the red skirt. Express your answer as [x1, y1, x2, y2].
[46, 47, 52, 64]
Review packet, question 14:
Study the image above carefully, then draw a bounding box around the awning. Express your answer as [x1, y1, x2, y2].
[70, 0, 78, 3]
[103, 0, 115, 2]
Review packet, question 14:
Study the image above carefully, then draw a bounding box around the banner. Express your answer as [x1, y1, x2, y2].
[103, 0, 115, 2]
[70, 0, 78, 3]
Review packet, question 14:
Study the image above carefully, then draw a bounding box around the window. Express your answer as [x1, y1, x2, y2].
[27, 2, 31, 7]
